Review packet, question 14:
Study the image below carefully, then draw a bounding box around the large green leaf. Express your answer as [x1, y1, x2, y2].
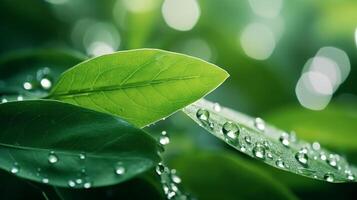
[183, 99, 357, 183]
[0, 49, 86, 99]
[170, 152, 298, 200]
[0, 100, 160, 188]
[48, 49, 228, 127]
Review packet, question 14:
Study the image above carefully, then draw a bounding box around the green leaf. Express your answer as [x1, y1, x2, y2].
[0, 100, 160, 188]
[183, 99, 357, 183]
[0, 49, 86, 99]
[265, 104, 357, 152]
[48, 49, 229, 128]
[170, 151, 298, 200]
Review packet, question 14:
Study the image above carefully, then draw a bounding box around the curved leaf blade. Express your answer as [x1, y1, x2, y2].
[48, 49, 229, 127]
[0, 100, 160, 188]
[183, 99, 357, 183]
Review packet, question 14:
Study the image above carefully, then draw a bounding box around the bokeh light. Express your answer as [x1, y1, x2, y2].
[162, 0, 200, 31]
[248, 0, 283, 18]
[295, 71, 333, 110]
[239, 23, 276, 60]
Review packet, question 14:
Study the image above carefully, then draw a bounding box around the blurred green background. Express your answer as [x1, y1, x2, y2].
[1, 0, 357, 199]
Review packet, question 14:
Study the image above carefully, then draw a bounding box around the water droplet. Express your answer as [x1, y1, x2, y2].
[327, 154, 338, 168]
[312, 142, 321, 151]
[156, 163, 166, 175]
[222, 122, 240, 144]
[40, 78, 52, 90]
[295, 148, 309, 166]
[266, 152, 273, 159]
[196, 109, 210, 122]
[320, 152, 327, 161]
[42, 178, 49, 184]
[10, 163, 20, 174]
[83, 181, 92, 189]
[79, 153, 86, 160]
[159, 135, 170, 146]
[170, 170, 181, 184]
[324, 173, 334, 182]
[1, 98, 7, 103]
[23, 82, 33, 90]
[115, 166, 126, 175]
[244, 136, 252, 145]
[276, 158, 285, 168]
[68, 180, 76, 187]
[75, 178, 83, 184]
[253, 143, 266, 159]
[161, 131, 167, 135]
[213, 103, 221, 112]
[254, 117, 265, 131]
[48, 151, 58, 164]
[345, 170, 355, 181]
[17, 95, 24, 101]
[240, 144, 247, 152]
[279, 132, 290, 147]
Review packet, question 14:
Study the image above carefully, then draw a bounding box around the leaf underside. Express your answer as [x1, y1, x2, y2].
[183, 99, 357, 183]
[48, 49, 229, 128]
[0, 100, 160, 188]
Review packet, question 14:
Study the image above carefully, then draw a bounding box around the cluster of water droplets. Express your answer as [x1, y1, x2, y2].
[156, 163, 194, 200]
[190, 101, 357, 183]
[1, 67, 54, 103]
[7, 149, 131, 188]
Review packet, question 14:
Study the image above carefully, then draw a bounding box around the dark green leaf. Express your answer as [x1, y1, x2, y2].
[48, 49, 229, 127]
[0, 100, 160, 188]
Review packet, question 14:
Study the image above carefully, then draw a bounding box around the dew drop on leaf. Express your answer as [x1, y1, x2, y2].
[156, 163, 166, 175]
[276, 158, 285, 168]
[253, 143, 266, 159]
[324, 173, 334, 182]
[79, 152, 86, 160]
[10, 163, 20, 174]
[213, 102, 221, 112]
[222, 122, 240, 144]
[83, 181, 92, 189]
[327, 154, 339, 169]
[295, 148, 309, 166]
[115, 166, 126, 175]
[23, 82, 33, 90]
[244, 135, 252, 145]
[68, 180, 76, 187]
[196, 109, 210, 122]
[279, 132, 290, 147]
[42, 178, 49, 184]
[254, 117, 265, 132]
[48, 151, 59, 164]
[312, 142, 321, 151]
[40, 78, 52, 90]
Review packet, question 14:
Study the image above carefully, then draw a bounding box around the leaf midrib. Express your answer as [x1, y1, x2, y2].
[48, 75, 200, 99]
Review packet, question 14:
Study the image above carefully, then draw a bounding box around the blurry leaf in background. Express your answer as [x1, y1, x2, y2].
[0, 49, 86, 100]
[170, 152, 298, 200]
[49, 49, 228, 127]
[0, 100, 160, 188]
[265, 103, 357, 157]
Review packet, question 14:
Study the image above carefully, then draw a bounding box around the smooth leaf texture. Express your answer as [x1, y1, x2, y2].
[265, 104, 357, 152]
[183, 99, 357, 183]
[48, 49, 229, 127]
[170, 152, 298, 200]
[0, 100, 160, 188]
[0, 49, 86, 99]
